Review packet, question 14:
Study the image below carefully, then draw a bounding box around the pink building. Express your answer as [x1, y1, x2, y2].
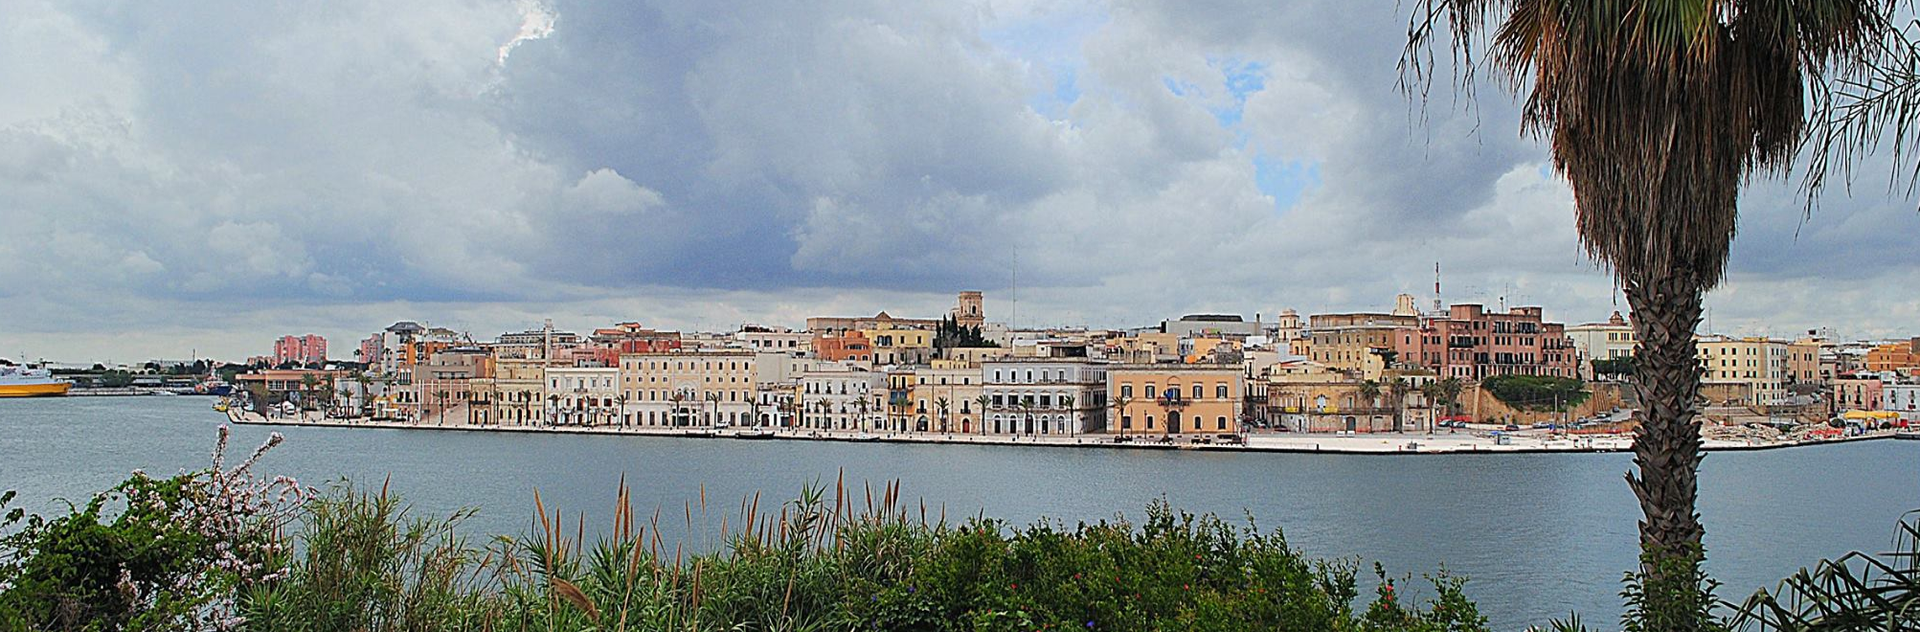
[357, 334, 383, 366]
[273, 334, 328, 366]
[1403, 305, 1578, 381]
[1833, 374, 1883, 411]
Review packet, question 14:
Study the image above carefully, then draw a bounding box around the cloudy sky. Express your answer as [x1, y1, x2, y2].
[3, 0, 1917, 363]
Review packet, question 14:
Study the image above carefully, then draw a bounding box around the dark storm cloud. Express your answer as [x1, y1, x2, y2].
[0, 0, 1913, 361]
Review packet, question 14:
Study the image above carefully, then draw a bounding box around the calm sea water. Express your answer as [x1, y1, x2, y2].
[2, 396, 1914, 629]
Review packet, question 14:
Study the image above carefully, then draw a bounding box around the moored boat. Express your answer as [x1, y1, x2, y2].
[0, 359, 72, 398]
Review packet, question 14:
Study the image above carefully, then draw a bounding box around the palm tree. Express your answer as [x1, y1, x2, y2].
[854, 397, 872, 432]
[298, 373, 319, 413]
[1059, 394, 1076, 435]
[1018, 395, 1037, 436]
[669, 391, 687, 427]
[546, 394, 560, 427]
[615, 393, 629, 428]
[435, 389, 451, 425]
[1404, 1, 1881, 625]
[935, 397, 951, 433]
[354, 373, 373, 418]
[1111, 394, 1133, 437]
[705, 391, 722, 427]
[1420, 380, 1446, 433]
[1358, 380, 1381, 412]
[1388, 378, 1410, 432]
[973, 395, 991, 433]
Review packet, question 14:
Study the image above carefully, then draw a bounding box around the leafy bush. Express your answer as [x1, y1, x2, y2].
[0, 427, 308, 632]
[1481, 375, 1590, 413]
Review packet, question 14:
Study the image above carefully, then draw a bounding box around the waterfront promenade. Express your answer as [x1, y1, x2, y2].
[225, 408, 1896, 455]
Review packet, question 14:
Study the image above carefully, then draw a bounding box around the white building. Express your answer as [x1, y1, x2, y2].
[981, 358, 1109, 436]
[1566, 311, 1636, 380]
[736, 328, 812, 356]
[547, 366, 619, 426]
[796, 362, 886, 431]
[1885, 383, 1920, 421]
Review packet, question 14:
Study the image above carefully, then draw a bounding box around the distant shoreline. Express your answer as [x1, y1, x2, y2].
[222, 409, 1898, 456]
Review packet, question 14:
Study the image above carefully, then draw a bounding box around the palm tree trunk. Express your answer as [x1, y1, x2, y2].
[1623, 268, 1708, 608]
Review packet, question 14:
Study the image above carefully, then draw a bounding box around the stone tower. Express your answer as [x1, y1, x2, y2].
[954, 291, 985, 328]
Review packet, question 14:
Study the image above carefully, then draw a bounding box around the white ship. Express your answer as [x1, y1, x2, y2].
[0, 359, 71, 398]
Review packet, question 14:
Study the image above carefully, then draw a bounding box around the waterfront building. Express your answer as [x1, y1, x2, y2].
[474, 357, 552, 426]
[619, 351, 756, 427]
[411, 348, 489, 425]
[1107, 365, 1243, 437]
[1565, 312, 1636, 380]
[1866, 338, 1920, 373]
[909, 360, 984, 433]
[547, 366, 620, 426]
[980, 358, 1109, 435]
[235, 369, 352, 410]
[1265, 361, 1394, 433]
[796, 363, 886, 430]
[1416, 304, 1578, 381]
[753, 383, 797, 427]
[1834, 373, 1883, 412]
[885, 367, 918, 432]
[1883, 383, 1920, 421]
[1696, 336, 1790, 407]
[272, 334, 328, 366]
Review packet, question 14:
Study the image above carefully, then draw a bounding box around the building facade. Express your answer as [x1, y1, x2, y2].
[1696, 336, 1789, 407]
[272, 334, 328, 366]
[1565, 312, 1636, 380]
[981, 359, 1109, 435]
[548, 366, 620, 426]
[619, 351, 756, 427]
[1107, 365, 1243, 436]
[796, 363, 886, 430]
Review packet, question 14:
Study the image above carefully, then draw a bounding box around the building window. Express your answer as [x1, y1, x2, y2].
[1217, 384, 1228, 399]
[1217, 416, 1227, 430]
[1192, 384, 1202, 399]
[1121, 384, 1133, 398]
[1146, 385, 1157, 399]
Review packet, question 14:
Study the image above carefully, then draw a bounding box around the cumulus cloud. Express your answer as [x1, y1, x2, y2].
[0, 0, 1911, 362]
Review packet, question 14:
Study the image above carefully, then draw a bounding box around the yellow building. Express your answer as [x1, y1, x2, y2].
[862, 323, 936, 366]
[1787, 336, 1830, 385]
[909, 360, 985, 433]
[1107, 365, 1243, 436]
[619, 351, 756, 427]
[476, 357, 552, 426]
[1695, 336, 1789, 407]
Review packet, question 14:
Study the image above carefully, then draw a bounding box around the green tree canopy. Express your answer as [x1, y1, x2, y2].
[1481, 375, 1589, 413]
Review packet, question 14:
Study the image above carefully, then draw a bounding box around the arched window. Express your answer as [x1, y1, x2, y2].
[1121, 384, 1133, 398]
[1216, 384, 1229, 399]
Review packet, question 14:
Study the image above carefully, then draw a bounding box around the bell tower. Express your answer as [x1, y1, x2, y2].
[954, 291, 984, 328]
